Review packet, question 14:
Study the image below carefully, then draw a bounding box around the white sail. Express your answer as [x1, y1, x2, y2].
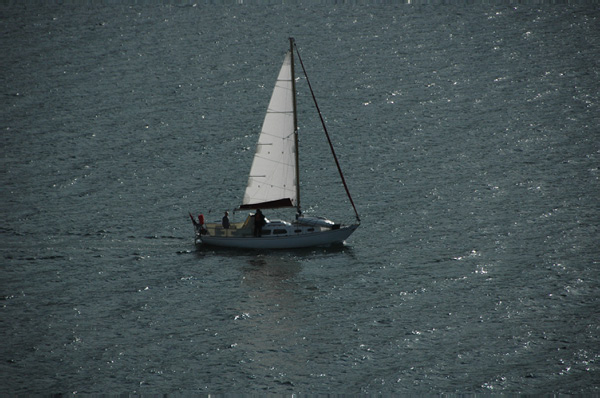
[241, 52, 297, 209]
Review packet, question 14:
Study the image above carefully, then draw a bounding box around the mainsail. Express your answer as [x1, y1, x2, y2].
[240, 52, 297, 210]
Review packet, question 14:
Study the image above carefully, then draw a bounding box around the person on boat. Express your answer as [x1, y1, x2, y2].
[189, 213, 207, 235]
[222, 211, 230, 229]
[254, 209, 265, 237]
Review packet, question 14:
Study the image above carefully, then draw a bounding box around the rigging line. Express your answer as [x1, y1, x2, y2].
[292, 39, 361, 223]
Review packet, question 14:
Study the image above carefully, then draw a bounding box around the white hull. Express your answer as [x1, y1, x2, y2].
[197, 224, 358, 249]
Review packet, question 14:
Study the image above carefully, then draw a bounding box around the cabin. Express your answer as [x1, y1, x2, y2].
[203, 214, 339, 238]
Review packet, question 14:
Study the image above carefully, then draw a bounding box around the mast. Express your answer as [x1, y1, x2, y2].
[290, 37, 301, 216]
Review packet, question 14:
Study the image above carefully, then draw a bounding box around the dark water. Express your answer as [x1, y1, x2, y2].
[1, 4, 599, 395]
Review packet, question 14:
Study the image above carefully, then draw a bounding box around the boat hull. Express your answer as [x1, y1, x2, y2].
[197, 224, 358, 249]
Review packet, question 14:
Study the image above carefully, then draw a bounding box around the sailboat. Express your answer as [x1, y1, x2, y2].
[191, 38, 360, 249]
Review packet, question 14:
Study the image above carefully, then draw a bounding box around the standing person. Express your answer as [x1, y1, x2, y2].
[254, 209, 265, 237]
[222, 211, 230, 229]
[189, 213, 206, 235]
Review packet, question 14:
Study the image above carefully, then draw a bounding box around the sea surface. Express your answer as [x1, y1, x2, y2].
[1, 3, 599, 395]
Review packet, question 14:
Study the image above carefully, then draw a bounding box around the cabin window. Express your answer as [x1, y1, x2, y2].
[273, 229, 287, 235]
[262, 230, 272, 235]
[308, 228, 314, 232]
[294, 229, 302, 233]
